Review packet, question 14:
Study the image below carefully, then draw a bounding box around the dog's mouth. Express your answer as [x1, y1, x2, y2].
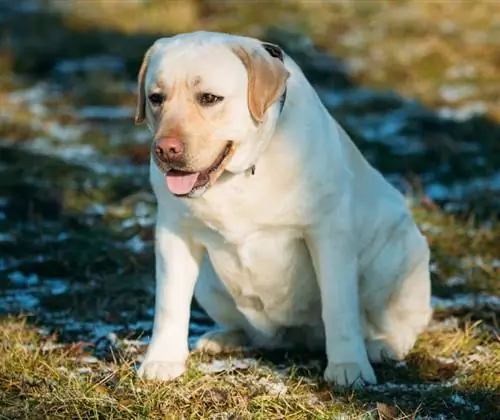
[154, 141, 235, 197]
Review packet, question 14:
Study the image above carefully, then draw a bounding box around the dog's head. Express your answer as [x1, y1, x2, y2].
[134, 31, 290, 198]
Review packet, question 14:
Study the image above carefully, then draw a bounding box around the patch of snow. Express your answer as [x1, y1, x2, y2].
[426, 317, 460, 332]
[122, 338, 148, 348]
[438, 102, 487, 121]
[0, 291, 39, 311]
[4, 0, 45, 13]
[105, 332, 119, 345]
[1, 255, 46, 272]
[57, 232, 69, 242]
[198, 358, 258, 374]
[54, 56, 124, 75]
[46, 121, 85, 142]
[30, 103, 48, 117]
[125, 235, 147, 253]
[460, 255, 486, 268]
[429, 262, 439, 274]
[45, 279, 69, 295]
[256, 377, 287, 396]
[444, 276, 466, 287]
[419, 223, 443, 235]
[436, 356, 456, 365]
[439, 84, 476, 103]
[77, 106, 133, 121]
[446, 64, 476, 80]
[133, 130, 152, 144]
[24, 136, 98, 160]
[60, 321, 118, 341]
[121, 214, 156, 229]
[450, 393, 480, 412]
[346, 57, 367, 74]
[127, 320, 153, 333]
[8, 271, 39, 286]
[21, 342, 66, 352]
[8, 82, 53, 104]
[368, 377, 460, 392]
[425, 184, 449, 201]
[86, 203, 107, 216]
[426, 172, 500, 202]
[416, 415, 447, 420]
[134, 201, 150, 218]
[432, 293, 500, 311]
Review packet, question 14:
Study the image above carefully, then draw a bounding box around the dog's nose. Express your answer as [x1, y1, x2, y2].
[155, 137, 185, 162]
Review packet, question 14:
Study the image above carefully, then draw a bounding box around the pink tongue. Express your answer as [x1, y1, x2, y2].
[166, 171, 200, 195]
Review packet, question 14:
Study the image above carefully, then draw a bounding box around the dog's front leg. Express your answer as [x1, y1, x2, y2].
[138, 214, 203, 381]
[305, 220, 377, 388]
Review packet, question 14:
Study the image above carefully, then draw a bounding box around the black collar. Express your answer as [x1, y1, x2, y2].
[279, 86, 287, 114]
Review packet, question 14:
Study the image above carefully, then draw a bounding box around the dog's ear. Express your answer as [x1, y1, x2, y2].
[134, 44, 156, 125]
[261, 42, 284, 62]
[232, 43, 289, 123]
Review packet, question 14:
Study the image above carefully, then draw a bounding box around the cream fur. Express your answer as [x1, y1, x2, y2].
[136, 31, 433, 387]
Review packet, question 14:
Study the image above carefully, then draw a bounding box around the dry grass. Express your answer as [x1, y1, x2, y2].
[0, 313, 499, 419]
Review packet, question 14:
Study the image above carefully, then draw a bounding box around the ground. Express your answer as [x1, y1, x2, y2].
[0, 1, 499, 419]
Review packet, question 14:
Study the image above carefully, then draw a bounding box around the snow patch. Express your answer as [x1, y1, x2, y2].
[256, 377, 288, 396]
[77, 106, 133, 121]
[199, 358, 258, 374]
[368, 377, 460, 392]
[432, 293, 500, 311]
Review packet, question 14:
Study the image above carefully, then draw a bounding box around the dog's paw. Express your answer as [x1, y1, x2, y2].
[366, 339, 400, 363]
[194, 329, 247, 354]
[137, 360, 186, 381]
[366, 334, 415, 364]
[323, 361, 377, 388]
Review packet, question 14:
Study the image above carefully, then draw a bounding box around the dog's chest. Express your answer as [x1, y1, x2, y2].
[189, 210, 321, 328]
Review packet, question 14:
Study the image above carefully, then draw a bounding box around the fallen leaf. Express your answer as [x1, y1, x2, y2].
[376, 402, 399, 419]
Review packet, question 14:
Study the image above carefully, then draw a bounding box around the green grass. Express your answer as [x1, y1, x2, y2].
[0, 1, 499, 418]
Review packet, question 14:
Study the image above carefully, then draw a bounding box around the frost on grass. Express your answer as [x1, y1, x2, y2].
[432, 293, 500, 311]
[450, 393, 480, 413]
[198, 358, 259, 374]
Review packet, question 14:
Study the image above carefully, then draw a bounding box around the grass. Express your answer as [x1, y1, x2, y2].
[0, 0, 499, 418]
[1, 315, 499, 419]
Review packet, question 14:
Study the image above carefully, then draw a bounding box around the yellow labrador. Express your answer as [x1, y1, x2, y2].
[134, 31, 432, 387]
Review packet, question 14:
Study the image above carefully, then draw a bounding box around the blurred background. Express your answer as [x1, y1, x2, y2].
[0, 0, 499, 358]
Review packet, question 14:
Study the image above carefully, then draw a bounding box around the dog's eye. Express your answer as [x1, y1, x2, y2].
[148, 93, 165, 106]
[198, 93, 224, 107]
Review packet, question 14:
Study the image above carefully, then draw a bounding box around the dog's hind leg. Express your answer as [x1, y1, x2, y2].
[193, 256, 250, 354]
[361, 226, 433, 363]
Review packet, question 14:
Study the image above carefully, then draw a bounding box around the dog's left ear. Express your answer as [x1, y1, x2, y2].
[232, 42, 289, 123]
[134, 44, 157, 125]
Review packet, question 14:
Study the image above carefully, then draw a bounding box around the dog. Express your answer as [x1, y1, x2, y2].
[134, 31, 432, 388]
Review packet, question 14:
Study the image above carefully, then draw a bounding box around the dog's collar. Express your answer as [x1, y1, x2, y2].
[278, 86, 287, 114]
